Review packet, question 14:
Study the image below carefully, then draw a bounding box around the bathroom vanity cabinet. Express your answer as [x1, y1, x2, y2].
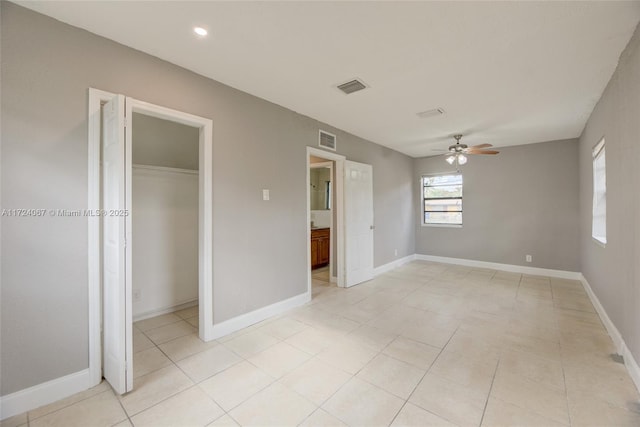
[311, 227, 330, 269]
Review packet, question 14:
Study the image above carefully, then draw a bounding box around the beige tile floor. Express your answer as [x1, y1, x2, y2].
[6, 261, 640, 426]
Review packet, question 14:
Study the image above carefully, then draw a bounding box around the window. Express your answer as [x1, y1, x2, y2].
[592, 138, 606, 245]
[422, 174, 463, 225]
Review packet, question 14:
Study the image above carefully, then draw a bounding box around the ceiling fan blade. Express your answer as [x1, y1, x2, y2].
[466, 150, 499, 155]
[469, 143, 492, 149]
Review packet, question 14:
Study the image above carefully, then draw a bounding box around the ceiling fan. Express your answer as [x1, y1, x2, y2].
[434, 134, 499, 166]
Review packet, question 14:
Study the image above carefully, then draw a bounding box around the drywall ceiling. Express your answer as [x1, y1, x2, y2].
[17, 1, 640, 157]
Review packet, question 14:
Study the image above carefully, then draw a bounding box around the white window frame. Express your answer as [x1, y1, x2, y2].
[421, 173, 463, 228]
[592, 137, 606, 246]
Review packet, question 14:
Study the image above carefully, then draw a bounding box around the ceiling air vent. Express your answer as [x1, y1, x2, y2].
[416, 108, 445, 119]
[337, 78, 368, 95]
[319, 130, 337, 151]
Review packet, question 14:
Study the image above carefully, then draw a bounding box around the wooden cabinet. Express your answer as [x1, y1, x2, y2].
[311, 228, 330, 269]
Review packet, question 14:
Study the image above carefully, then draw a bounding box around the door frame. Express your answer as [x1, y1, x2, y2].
[307, 147, 345, 291]
[87, 88, 213, 387]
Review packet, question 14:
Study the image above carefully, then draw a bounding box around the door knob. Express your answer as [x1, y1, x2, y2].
[370, 225, 375, 230]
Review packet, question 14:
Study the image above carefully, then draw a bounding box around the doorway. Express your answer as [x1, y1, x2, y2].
[306, 147, 345, 294]
[130, 113, 200, 322]
[310, 160, 334, 294]
[88, 89, 213, 394]
[306, 147, 376, 293]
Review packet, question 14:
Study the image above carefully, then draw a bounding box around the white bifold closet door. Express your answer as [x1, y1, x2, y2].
[102, 94, 133, 394]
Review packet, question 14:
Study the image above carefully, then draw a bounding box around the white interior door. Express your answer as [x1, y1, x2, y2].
[344, 160, 374, 287]
[102, 95, 133, 394]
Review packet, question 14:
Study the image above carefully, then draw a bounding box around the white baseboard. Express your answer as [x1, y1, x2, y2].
[415, 254, 582, 280]
[0, 369, 92, 421]
[581, 275, 640, 393]
[374, 254, 417, 277]
[624, 343, 640, 394]
[133, 299, 198, 322]
[205, 291, 311, 341]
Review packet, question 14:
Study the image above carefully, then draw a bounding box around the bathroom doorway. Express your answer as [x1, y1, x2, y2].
[310, 160, 333, 292]
[306, 147, 345, 297]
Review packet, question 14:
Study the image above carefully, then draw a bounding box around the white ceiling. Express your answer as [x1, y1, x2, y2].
[17, 1, 640, 157]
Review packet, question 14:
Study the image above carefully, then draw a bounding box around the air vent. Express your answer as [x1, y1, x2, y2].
[337, 79, 368, 95]
[416, 108, 445, 119]
[319, 130, 337, 151]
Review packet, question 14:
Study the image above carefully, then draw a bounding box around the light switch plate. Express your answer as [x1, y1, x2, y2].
[262, 189, 270, 201]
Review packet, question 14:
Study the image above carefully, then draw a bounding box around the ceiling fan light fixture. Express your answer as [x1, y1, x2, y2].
[440, 134, 498, 165]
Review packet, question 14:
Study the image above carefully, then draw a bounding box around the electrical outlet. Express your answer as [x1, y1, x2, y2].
[133, 289, 141, 302]
[394, 249, 398, 257]
[526, 255, 532, 263]
[262, 189, 270, 201]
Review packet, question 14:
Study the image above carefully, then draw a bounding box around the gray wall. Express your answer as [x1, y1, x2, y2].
[132, 113, 199, 170]
[579, 23, 640, 366]
[414, 139, 580, 271]
[0, 3, 415, 395]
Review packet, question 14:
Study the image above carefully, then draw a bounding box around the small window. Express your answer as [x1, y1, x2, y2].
[422, 174, 463, 225]
[592, 138, 606, 244]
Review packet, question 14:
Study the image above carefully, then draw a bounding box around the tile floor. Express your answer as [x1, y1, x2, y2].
[311, 266, 331, 285]
[5, 261, 640, 426]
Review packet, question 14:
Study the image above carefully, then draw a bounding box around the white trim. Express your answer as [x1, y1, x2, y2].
[420, 172, 463, 227]
[414, 254, 582, 280]
[581, 275, 640, 393]
[87, 88, 115, 387]
[87, 88, 215, 397]
[373, 254, 417, 277]
[0, 369, 91, 420]
[306, 147, 346, 291]
[132, 164, 198, 175]
[330, 275, 338, 284]
[125, 98, 214, 343]
[207, 292, 311, 340]
[132, 299, 198, 323]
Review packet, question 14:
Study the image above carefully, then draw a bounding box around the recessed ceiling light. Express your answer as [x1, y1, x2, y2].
[193, 27, 208, 37]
